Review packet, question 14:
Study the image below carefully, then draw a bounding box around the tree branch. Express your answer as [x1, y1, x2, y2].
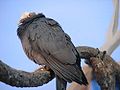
[90, 57, 116, 90]
[100, 0, 120, 55]
[0, 46, 120, 89]
[0, 60, 55, 87]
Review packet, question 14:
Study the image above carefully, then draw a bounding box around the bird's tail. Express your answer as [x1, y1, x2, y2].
[56, 75, 67, 90]
[46, 56, 88, 85]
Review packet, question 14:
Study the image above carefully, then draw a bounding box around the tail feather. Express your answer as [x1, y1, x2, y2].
[78, 67, 88, 85]
[56, 75, 67, 90]
[46, 56, 88, 85]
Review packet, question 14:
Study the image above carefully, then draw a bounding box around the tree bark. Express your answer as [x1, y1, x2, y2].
[0, 60, 55, 87]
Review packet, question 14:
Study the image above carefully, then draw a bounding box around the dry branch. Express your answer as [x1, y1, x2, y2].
[0, 60, 55, 87]
[0, 46, 120, 90]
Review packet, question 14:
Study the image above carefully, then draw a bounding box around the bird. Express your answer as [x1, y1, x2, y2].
[17, 12, 88, 90]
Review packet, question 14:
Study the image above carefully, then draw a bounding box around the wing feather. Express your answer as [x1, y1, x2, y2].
[27, 17, 78, 64]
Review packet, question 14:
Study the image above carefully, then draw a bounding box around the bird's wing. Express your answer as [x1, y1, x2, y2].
[28, 17, 79, 64]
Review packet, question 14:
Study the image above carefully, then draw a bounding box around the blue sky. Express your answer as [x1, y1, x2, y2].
[0, 0, 120, 90]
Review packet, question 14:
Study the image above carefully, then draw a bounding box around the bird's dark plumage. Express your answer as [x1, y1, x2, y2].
[17, 13, 88, 90]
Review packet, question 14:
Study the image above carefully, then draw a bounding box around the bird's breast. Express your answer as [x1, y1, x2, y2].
[21, 33, 47, 65]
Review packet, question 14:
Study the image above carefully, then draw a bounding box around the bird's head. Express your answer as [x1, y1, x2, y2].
[17, 12, 45, 38]
[18, 12, 45, 25]
[19, 12, 37, 25]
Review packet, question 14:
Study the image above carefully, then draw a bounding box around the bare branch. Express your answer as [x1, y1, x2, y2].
[78, 46, 120, 90]
[100, 0, 120, 55]
[90, 57, 116, 90]
[0, 60, 55, 87]
[109, 0, 119, 35]
[68, 46, 120, 90]
[1, 46, 120, 90]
